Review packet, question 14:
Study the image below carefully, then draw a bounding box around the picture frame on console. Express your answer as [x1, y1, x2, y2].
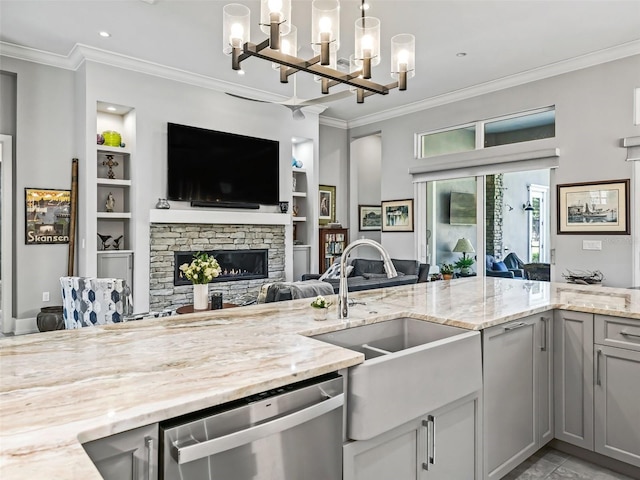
[381, 199, 414, 232]
[319, 185, 336, 225]
[557, 179, 630, 234]
[358, 205, 382, 231]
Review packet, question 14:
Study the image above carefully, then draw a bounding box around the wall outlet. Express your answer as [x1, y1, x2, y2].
[42, 291, 50, 302]
[583, 240, 602, 251]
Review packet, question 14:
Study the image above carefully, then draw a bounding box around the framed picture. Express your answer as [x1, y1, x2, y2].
[359, 205, 382, 231]
[318, 184, 336, 225]
[25, 188, 72, 244]
[382, 199, 414, 232]
[557, 179, 630, 235]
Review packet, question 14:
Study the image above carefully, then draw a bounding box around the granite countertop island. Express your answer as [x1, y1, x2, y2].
[2, 277, 640, 479]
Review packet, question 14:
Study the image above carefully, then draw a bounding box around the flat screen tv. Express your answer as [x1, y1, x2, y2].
[167, 123, 279, 208]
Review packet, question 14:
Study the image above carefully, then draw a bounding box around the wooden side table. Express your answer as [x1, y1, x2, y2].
[175, 303, 238, 314]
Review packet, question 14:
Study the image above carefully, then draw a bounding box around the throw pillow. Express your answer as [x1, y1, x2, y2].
[320, 261, 354, 280]
[492, 261, 508, 272]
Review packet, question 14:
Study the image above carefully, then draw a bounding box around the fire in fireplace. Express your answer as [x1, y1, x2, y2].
[174, 249, 268, 286]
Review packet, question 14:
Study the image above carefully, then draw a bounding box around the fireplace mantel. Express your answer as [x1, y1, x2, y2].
[149, 209, 291, 225]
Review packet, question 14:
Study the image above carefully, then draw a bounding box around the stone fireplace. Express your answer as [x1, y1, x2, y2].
[149, 223, 285, 311]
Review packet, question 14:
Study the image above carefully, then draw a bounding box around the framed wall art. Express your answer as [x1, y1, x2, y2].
[25, 188, 72, 244]
[318, 184, 336, 225]
[358, 205, 382, 231]
[557, 179, 630, 234]
[382, 199, 414, 232]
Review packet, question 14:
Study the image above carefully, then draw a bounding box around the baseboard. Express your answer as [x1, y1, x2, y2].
[14, 317, 38, 335]
[549, 439, 640, 478]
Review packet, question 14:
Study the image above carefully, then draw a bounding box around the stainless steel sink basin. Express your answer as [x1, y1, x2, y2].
[312, 317, 468, 359]
[311, 317, 482, 440]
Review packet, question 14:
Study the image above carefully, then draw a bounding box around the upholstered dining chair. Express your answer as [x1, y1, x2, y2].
[60, 276, 132, 329]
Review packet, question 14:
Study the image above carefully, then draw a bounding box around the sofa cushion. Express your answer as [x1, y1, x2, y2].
[492, 261, 508, 272]
[352, 258, 385, 277]
[391, 259, 420, 276]
[319, 260, 353, 280]
[362, 272, 405, 279]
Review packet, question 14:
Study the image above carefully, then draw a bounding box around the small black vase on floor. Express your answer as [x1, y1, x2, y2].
[37, 306, 65, 332]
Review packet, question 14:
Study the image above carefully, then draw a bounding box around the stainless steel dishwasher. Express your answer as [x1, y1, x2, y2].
[160, 373, 344, 480]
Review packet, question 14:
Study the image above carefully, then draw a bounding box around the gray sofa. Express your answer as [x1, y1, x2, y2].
[302, 258, 428, 293]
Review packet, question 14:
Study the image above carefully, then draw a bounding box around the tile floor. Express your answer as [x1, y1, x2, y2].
[503, 447, 636, 479]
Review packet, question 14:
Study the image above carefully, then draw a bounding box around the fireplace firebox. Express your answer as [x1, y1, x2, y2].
[174, 249, 268, 286]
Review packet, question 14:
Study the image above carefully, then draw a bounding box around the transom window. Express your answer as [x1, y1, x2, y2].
[416, 106, 555, 159]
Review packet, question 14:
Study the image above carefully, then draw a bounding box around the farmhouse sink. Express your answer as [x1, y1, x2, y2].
[312, 317, 482, 440]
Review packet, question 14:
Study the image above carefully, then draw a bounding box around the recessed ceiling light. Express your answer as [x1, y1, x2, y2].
[456, 52, 467, 57]
[360, 3, 370, 10]
[106, 106, 117, 112]
[237, 69, 245, 76]
[99, 31, 111, 38]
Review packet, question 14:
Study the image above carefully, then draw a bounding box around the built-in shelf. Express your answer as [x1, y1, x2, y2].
[97, 212, 132, 219]
[293, 216, 307, 222]
[292, 192, 307, 198]
[97, 179, 132, 187]
[149, 209, 292, 225]
[97, 145, 131, 155]
[97, 249, 134, 255]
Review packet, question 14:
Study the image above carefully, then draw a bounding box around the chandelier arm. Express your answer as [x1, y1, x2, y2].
[243, 43, 390, 95]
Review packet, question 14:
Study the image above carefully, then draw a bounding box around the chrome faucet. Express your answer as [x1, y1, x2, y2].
[338, 239, 398, 319]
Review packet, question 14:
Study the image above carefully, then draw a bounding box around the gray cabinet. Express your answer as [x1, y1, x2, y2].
[83, 423, 158, 480]
[483, 313, 553, 480]
[553, 310, 594, 449]
[343, 393, 480, 480]
[97, 250, 133, 288]
[594, 315, 640, 468]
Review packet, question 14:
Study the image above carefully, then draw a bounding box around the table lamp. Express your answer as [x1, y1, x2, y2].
[453, 238, 475, 260]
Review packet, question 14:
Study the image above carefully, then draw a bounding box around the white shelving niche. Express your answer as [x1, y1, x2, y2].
[95, 102, 135, 291]
[292, 138, 314, 280]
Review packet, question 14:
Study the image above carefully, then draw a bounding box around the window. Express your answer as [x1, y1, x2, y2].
[416, 106, 555, 159]
[419, 125, 475, 158]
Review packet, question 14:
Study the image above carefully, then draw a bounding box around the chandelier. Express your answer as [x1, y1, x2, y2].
[222, 0, 416, 104]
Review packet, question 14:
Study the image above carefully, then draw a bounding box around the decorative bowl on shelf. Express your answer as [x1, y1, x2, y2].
[102, 130, 121, 147]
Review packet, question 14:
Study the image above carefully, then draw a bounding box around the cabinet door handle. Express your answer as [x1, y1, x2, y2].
[145, 436, 154, 480]
[621, 331, 640, 339]
[540, 317, 549, 351]
[421, 417, 434, 471]
[429, 414, 436, 465]
[504, 321, 527, 331]
[596, 348, 603, 386]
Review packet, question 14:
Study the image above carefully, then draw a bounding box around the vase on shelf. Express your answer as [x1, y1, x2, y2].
[193, 284, 209, 311]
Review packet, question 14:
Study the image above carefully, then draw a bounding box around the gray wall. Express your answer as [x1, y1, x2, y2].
[349, 55, 640, 287]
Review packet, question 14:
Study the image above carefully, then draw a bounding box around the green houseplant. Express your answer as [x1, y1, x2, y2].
[440, 263, 455, 280]
[454, 256, 475, 275]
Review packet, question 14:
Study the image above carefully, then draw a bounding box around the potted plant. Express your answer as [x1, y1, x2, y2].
[440, 263, 455, 280]
[454, 256, 475, 276]
[179, 252, 222, 310]
[310, 295, 332, 321]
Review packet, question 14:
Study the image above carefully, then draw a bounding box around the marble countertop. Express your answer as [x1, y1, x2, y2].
[1, 278, 639, 478]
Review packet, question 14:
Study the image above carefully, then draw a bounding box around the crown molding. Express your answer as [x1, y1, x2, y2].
[344, 39, 640, 129]
[319, 116, 349, 129]
[3, 39, 639, 130]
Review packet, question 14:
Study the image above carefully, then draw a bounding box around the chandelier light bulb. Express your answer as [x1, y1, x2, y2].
[268, 0, 282, 13]
[361, 34, 373, 51]
[230, 23, 244, 47]
[319, 16, 332, 34]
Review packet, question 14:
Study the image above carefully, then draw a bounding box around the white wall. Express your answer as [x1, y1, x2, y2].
[318, 124, 348, 229]
[349, 55, 640, 287]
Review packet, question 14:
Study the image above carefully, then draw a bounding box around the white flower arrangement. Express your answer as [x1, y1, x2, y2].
[310, 295, 331, 309]
[179, 252, 222, 285]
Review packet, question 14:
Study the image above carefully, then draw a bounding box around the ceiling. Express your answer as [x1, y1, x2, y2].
[1, 0, 639, 123]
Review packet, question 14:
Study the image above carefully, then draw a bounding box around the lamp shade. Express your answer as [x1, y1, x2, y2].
[311, 0, 340, 54]
[453, 238, 475, 254]
[390, 33, 415, 79]
[354, 16, 381, 67]
[260, 0, 291, 36]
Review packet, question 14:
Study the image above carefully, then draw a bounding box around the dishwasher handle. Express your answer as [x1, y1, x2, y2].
[173, 392, 344, 465]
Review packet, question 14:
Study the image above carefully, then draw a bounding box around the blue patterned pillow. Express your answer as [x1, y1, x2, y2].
[320, 260, 353, 280]
[492, 261, 508, 272]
